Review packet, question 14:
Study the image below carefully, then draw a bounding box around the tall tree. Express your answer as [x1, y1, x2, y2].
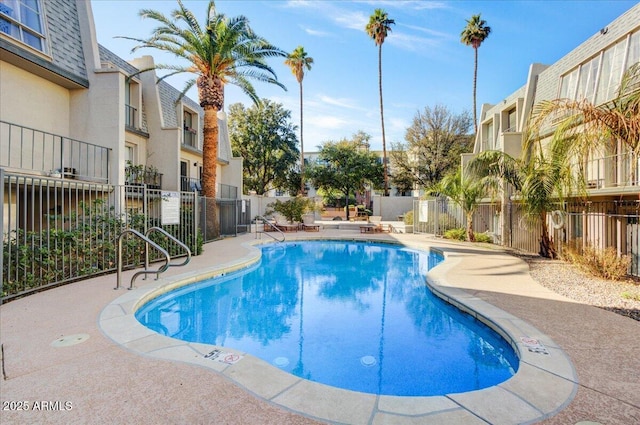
[460, 13, 491, 135]
[284, 46, 314, 194]
[122, 0, 286, 236]
[390, 105, 473, 189]
[306, 138, 383, 220]
[228, 101, 299, 195]
[366, 8, 395, 196]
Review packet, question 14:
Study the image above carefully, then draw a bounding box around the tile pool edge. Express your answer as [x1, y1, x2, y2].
[98, 238, 578, 424]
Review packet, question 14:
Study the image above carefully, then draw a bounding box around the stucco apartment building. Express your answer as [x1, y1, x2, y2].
[464, 3, 640, 265]
[0, 0, 242, 234]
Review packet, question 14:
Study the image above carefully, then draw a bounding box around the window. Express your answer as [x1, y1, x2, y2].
[596, 38, 627, 104]
[506, 108, 517, 132]
[183, 110, 197, 148]
[627, 30, 639, 70]
[0, 0, 46, 52]
[125, 145, 135, 164]
[484, 121, 494, 150]
[559, 67, 579, 100]
[576, 56, 600, 102]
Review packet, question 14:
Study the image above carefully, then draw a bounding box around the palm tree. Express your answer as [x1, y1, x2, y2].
[366, 9, 395, 196]
[460, 14, 491, 135]
[468, 135, 577, 258]
[428, 167, 486, 242]
[284, 46, 314, 195]
[121, 0, 286, 236]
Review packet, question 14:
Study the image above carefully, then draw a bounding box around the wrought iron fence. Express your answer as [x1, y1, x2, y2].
[1, 170, 249, 302]
[413, 198, 640, 275]
[198, 197, 250, 241]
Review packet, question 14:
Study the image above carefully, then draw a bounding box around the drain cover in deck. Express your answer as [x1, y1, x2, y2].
[50, 333, 90, 347]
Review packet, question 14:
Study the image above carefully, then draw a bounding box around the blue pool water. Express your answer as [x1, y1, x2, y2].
[136, 241, 518, 396]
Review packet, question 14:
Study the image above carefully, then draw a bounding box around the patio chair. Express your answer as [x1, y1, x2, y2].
[302, 214, 320, 232]
[369, 216, 391, 233]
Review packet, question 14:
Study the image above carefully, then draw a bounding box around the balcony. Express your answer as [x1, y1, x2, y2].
[0, 120, 111, 183]
[181, 176, 201, 192]
[584, 153, 640, 189]
[179, 176, 238, 199]
[126, 164, 162, 189]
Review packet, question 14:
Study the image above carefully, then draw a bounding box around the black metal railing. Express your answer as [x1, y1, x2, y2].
[0, 120, 110, 183]
[125, 165, 162, 189]
[181, 176, 201, 192]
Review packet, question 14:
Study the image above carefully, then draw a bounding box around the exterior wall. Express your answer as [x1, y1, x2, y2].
[130, 56, 181, 191]
[372, 195, 416, 221]
[468, 3, 640, 254]
[0, 60, 70, 135]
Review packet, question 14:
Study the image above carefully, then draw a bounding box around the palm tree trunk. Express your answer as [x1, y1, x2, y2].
[466, 211, 476, 242]
[539, 210, 557, 258]
[299, 80, 305, 195]
[378, 44, 389, 196]
[473, 46, 478, 135]
[202, 105, 219, 238]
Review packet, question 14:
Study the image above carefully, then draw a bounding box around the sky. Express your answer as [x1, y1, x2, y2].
[91, 0, 638, 152]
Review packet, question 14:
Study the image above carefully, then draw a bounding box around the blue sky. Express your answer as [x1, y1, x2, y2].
[91, 0, 638, 151]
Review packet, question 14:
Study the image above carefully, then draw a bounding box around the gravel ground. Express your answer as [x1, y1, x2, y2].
[512, 252, 640, 321]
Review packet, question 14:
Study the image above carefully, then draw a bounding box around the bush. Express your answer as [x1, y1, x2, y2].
[562, 245, 630, 281]
[443, 228, 466, 241]
[474, 232, 493, 243]
[266, 196, 314, 223]
[403, 210, 414, 225]
[443, 228, 493, 243]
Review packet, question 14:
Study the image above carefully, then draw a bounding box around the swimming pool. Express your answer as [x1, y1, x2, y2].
[136, 241, 519, 396]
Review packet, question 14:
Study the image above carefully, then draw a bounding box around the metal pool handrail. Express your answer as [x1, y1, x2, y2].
[145, 226, 192, 280]
[115, 229, 170, 290]
[255, 215, 285, 242]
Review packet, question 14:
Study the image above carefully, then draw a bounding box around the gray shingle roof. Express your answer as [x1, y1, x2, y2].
[45, 0, 88, 81]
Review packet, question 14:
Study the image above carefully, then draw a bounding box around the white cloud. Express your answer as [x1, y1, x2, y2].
[355, 1, 449, 11]
[307, 115, 349, 130]
[301, 26, 332, 37]
[316, 95, 363, 110]
[386, 31, 441, 52]
[334, 10, 369, 31]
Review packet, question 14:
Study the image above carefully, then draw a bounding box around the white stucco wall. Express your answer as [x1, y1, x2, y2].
[0, 61, 70, 135]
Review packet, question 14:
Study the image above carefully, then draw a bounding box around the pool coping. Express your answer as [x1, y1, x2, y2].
[98, 238, 578, 425]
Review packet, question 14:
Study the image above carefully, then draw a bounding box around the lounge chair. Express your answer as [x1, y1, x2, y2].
[302, 214, 320, 232]
[369, 216, 392, 233]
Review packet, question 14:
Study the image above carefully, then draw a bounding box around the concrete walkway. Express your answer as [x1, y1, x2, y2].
[1, 230, 639, 424]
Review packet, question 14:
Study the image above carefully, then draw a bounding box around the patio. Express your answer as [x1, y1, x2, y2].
[1, 229, 639, 424]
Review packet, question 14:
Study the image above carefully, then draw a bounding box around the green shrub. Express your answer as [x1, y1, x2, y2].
[562, 244, 630, 281]
[474, 232, 493, 243]
[443, 228, 493, 243]
[403, 210, 414, 225]
[443, 228, 466, 241]
[266, 196, 314, 223]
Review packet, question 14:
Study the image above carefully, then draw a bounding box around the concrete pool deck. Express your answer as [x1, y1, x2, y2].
[1, 229, 639, 424]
